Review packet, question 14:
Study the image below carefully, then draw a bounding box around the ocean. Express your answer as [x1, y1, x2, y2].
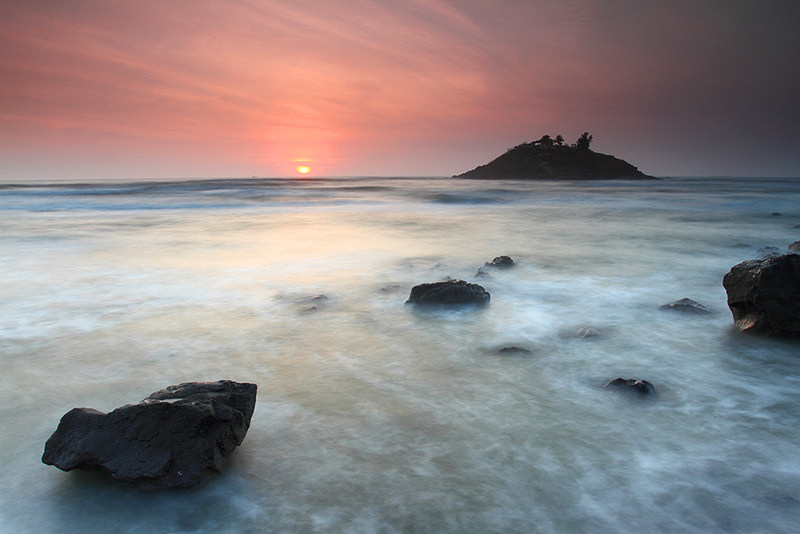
[1, 176, 799, 533]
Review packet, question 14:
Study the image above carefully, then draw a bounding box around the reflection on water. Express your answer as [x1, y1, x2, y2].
[1, 176, 800, 533]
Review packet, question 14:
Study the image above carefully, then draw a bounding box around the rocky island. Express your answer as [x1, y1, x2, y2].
[454, 133, 654, 180]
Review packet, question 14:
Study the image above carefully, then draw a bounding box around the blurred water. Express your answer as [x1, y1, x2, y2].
[1, 176, 800, 533]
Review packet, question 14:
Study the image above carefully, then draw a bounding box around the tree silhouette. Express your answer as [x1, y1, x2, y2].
[555, 134, 564, 146]
[576, 132, 593, 151]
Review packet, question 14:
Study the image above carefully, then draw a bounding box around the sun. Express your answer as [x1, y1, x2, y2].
[296, 166, 311, 174]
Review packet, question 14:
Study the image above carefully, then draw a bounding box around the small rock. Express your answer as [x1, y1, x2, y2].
[659, 298, 712, 314]
[476, 255, 515, 277]
[603, 378, 655, 396]
[406, 279, 490, 307]
[560, 326, 603, 339]
[494, 346, 533, 356]
[789, 241, 800, 253]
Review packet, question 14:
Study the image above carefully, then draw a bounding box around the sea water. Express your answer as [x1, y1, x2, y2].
[1, 176, 799, 533]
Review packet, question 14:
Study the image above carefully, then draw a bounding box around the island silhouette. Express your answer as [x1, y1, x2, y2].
[454, 133, 654, 180]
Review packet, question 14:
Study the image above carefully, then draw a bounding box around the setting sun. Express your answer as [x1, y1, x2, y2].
[296, 166, 310, 174]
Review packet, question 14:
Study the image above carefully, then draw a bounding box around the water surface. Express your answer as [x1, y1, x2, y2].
[1, 176, 799, 533]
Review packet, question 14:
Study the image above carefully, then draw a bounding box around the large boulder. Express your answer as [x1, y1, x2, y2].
[42, 380, 257, 488]
[406, 279, 490, 307]
[722, 254, 800, 336]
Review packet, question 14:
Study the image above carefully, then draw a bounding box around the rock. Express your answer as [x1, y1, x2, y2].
[485, 255, 515, 269]
[476, 256, 515, 277]
[406, 279, 490, 307]
[494, 346, 533, 356]
[659, 298, 712, 314]
[603, 378, 655, 396]
[560, 326, 603, 339]
[789, 241, 800, 253]
[42, 380, 257, 488]
[722, 254, 800, 336]
[298, 294, 329, 314]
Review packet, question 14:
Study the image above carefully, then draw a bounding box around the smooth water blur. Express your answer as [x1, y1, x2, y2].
[1, 176, 800, 533]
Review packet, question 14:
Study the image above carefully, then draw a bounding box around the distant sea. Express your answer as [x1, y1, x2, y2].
[1, 176, 799, 533]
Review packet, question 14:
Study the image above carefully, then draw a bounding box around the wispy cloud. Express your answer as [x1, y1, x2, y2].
[1, 0, 799, 178]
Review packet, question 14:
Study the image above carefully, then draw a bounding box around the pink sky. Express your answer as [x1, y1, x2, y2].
[2, 0, 799, 180]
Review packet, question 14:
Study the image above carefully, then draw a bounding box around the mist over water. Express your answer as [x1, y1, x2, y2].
[2, 176, 800, 533]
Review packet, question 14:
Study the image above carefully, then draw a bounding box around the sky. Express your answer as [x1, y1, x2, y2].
[2, 0, 799, 180]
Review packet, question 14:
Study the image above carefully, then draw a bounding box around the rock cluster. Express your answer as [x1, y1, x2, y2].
[42, 380, 257, 488]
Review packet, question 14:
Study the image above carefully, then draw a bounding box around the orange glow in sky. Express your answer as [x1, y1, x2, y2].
[0, 1, 798, 179]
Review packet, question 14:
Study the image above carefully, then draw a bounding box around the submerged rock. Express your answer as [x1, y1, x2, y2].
[659, 298, 712, 314]
[560, 326, 603, 339]
[406, 279, 490, 307]
[603, 378, 655, 396]
[476, 255, 515, 277]
[42, 380, 257, 488]
[494, 346, 534, 356]
[722, 254, 800, 336]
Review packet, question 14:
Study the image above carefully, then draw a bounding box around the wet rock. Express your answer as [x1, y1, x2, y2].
[406, 279, 490, 307]
[603, 378, 655, 396]
[789, 241, 800, 253]
[494, 346, 533, 356]
[42, 380, 257, 488]
[476, 256, 515, 277]
[722, 253, 800, 336]
[659, 298, 712, 314]
[560, 326, 603, 339]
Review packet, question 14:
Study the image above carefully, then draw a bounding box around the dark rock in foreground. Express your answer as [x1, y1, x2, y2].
[476, 255, 515, 277]
[659, 298, 712, 314]
[722, 254, 800, 337]
[603, 378, 655, 396]
[42, 380, 257, 488]
[406, 279, 490, 307]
